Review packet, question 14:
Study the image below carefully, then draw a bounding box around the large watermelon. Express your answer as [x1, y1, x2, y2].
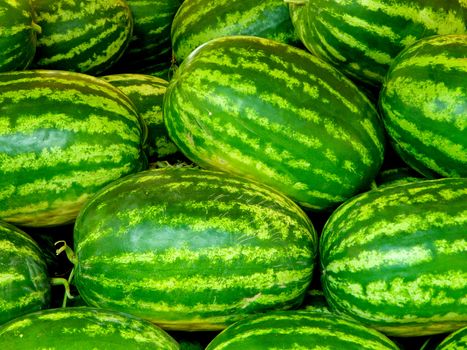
[288, 0, 466, 86]
[73, 167, 318, 331]
[320, 178, 467, 337]
[0, 70, 147, 227]
[0, 306, 180, 349]
[0, 221, 50, 325]
[163, 35, 385, 211]
[379, 34, 467, 178]
[0, 0, 41, 72]
[205, 311, 400, 349]
[171, 0, 300, 62]
[31, 0, 133, 74]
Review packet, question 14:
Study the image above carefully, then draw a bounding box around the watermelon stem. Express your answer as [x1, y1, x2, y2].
[50, 277, 74, 308]
[31, 21, 42, 34]
[55, 240, 78, 266]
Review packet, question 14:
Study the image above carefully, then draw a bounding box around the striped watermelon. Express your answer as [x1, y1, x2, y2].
[0, 70, 147, 227]
[0, 306, 180, 349]
[320, 178, 467, 337]
[0, 221, 50, 325]
[171, 0, 300, 62]
[379, 34, 467, 178]
[100, 73, 181, 161]
[73, 167, 318, 331]
[110, 0, 183, 74]
[0, 0, 41, 72]
[163, 35, 385, 211]
[205, 311, 400, 349]
[435, 326, 467, 349]
[32, 0, 133, 74]
[288, 0, 467, 86]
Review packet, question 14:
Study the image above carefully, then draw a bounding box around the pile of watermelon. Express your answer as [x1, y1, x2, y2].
[0, 0, 466, 349]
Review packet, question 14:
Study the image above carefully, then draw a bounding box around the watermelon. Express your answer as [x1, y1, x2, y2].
[288, 0, 467, 86]
[100, 73, 181, 161]
[171, 0, 300, 62]
[379, 34, 467, 178]
[110, 0, 183, 75]
[163, 35, 385, 211]
[0, 306, 180, 349]
[0, 70, 147, 227]
[31, 0, 133, 74]
[73, 167, 318, 331]
[0, 221, 50, 325]
[205, 311, 400, 349]
[435, 326, 467, 349]
[0, 0, 41, 72]
[320, 178, 467, 337]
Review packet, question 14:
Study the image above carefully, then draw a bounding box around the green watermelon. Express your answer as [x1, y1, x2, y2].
[205, 311, 400, 349]
[31, 0, 133, 74]
[73, 167, 318, 331]
[0, 221, 50, 325]
[0, 70, 147, 227]
[0, 306, 180, 349]
[435, 326, 467, 349]
[100, 73, 181, 161]
[320, 178, 467, 337]
[379, 34, 467, 178]
[163, 35, 385, 211]
[0, 0, 41, 72]
[171, 0, 300, 62]
[288, 0, 466, 86]
[110, 0, 183, 74]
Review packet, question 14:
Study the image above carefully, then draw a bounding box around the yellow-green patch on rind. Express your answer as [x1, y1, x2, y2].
[320, 178, 467, 337]
[74, 167, 318, 331]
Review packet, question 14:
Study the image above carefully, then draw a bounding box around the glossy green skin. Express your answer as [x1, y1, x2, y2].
[32, 0, 133, 74]
[289, 0, 466, 86]
[205, 311, 400, 349]
[0, 307, 180, 349]
[74, 167, 318, 331]
[435, 326, 467, 349]
[110, 0, 183, 74]
[320, 178, 467, 337]
[0, 221, 50, 325]
[379, 34, 467, 178]
[171, 0, 300, 62]
[164, 35, 385, 211]
[0, 70, 147, 227]
[0, 0, 39, 72]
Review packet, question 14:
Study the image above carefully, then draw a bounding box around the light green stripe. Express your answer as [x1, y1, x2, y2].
[326, 245, 433, 273]
[392, 53, 467, 72]
[354, 0, 466, 34]
[83, 245, 311, 267]
[1, 113, 139, 140]
[339, 12, 399, 42]
[0, 87, 134, 121]
[79, 268, 311, 294]
[0, 143, 139, 173]
[0, 240, 42, 265]
[0, 24, 33, 36]
[332, 210, 467, 255]
[435, 239, 467, 255]
[384, 76, 466, 132]
[0, 272, 25, 286]
[0, 290, 47, 312]
[36, 1, 124, 22]
[0, 319, 32, 334]
[327, 270, 466, 308]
